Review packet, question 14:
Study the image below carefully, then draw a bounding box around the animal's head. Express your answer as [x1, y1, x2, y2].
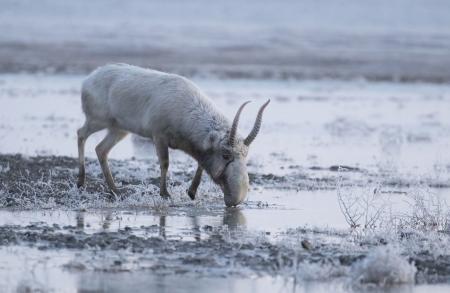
[203, 100, 270, 207]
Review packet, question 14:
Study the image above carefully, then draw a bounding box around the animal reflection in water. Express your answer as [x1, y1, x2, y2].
[74, 208, 246, 241]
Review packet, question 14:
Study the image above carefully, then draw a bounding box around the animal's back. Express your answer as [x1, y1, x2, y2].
[81, 63, 222, 138]
[81, 63, 172, 120]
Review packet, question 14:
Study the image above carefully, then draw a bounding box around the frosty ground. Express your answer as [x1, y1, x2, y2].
[1, 1, 450, 291]
[1, 74, 450, 292]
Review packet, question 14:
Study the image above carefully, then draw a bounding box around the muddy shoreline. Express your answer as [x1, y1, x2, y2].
[0, 215, 449, 284]
[2, 153, 448, 209]
[1, 153, 450, 286]
[0, 153, 343, 209]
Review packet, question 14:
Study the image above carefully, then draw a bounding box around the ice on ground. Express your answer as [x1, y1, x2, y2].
[1, 46, 450, 291]
[0, 154, 449, 290]
[1, 74, 450, 181]
[351, 246, 417, 286]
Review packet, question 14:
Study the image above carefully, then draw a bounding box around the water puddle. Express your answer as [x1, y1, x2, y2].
[1, 187, 449, 238]
[1, 75, 450, 177]
[1, 75, 450, 291]
[1, 245, 450, 293]
[0, 189, 349, 239]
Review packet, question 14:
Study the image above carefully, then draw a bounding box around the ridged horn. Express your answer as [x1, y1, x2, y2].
[244, 99, 270, 146]
[229, 101, 251, 147]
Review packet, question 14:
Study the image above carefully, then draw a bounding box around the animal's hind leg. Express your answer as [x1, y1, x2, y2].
[77, 120, 105, 188]
[95, 128, 128, 196]
[155, 139, 171, 198]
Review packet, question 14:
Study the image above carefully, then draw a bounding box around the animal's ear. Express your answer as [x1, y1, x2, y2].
[202, 131, 219, 150]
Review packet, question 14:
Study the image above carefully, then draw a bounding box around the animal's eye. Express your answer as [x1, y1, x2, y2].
[222, 151, 232, 160]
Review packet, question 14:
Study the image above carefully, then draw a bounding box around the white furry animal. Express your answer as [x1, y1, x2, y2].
[77, 63, 269, 206]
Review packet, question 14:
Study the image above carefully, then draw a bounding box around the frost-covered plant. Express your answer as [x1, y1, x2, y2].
[337, 171, 450, 235]
[0, 162, 10, 173]
[337, 176, 388, 232]
[0, 155, 232, 210]
[401, 185, 450, 232]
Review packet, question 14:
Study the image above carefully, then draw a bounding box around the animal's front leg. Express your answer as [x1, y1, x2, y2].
[187, 165, 203, 200]
[155, 139, 171, 198]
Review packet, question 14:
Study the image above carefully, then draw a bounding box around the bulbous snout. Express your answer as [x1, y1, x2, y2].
[220, 161, 249, 207]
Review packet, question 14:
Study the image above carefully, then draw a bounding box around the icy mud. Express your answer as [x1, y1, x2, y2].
[0, 154, 450, 292]
[1, 74, 450, 292]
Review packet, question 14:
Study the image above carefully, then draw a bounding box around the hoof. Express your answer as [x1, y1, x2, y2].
[109, 188, 121, 201]
[187, 189, 196, 200]
[77, 179, 85, 189]
[109, 186, 130, 201]
[77, 170, 85, 188]
[110, 191, 119, 201]
[160, 191, 172, 199]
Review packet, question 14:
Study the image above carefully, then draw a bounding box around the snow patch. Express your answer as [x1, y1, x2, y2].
[296, 261, 348, 282]
[350, 246, 416, 286]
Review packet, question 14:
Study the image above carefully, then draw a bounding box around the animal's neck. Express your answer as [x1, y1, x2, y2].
[180, 111, 229, 164]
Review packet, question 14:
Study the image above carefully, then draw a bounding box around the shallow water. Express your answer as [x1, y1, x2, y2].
[2, 246, 450, 293]
[0, 248, 449, 293]
[0, 189, 350, 235]
[1, 74, 450, 292]
[1, 75, 450, 177]
[2, 187, 448, 236]
[1, 187, 450, 292]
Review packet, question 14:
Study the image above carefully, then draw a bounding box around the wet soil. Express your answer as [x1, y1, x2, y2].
[1, 154, 450, 287]
[2, 154, 446, 210]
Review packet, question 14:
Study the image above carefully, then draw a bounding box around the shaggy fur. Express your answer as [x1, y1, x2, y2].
[77, 63, 261, 206]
